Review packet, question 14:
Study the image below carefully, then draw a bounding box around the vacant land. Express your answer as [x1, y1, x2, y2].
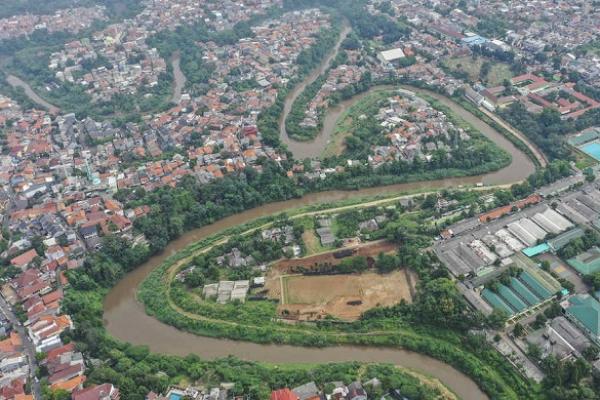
[321, 89, 390, 158]
[278, 270, 416, 321]
[273, 241, 396, 273]
[444, 56, 512, 86]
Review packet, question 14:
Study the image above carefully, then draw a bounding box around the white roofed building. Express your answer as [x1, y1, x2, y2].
[378, 48, 405, 67]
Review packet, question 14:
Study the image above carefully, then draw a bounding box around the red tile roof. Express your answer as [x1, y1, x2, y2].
[10, 249, 38, 267]
[271, 389, 299, 400]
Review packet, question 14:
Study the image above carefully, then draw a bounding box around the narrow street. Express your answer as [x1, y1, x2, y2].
[0, 295, 41, 399]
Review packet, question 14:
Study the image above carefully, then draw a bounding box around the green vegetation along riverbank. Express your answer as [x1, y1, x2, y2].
[134, 188, 537, 400]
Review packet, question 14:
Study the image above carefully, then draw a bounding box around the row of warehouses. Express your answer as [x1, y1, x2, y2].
[438, 205, 575, 278]
[476, 206, 574, 315]
[481, 268, 559, 316]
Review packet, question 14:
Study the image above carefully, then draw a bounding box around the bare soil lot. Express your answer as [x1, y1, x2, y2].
[276, 270, 416, 321]
[273, 241, 397, 274]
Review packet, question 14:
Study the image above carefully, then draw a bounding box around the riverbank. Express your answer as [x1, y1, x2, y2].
[100, 77, 540, 400]
[133, 186, 533, 400]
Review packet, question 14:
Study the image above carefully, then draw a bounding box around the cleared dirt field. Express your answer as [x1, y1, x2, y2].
[273, 240, 396, 274]
[277, 270, 416, 321]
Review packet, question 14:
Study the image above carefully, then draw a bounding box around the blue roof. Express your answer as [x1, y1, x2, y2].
[522, 243, 550, 257]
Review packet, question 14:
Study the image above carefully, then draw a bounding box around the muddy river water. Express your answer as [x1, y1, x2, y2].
[104, 26, 538, 400]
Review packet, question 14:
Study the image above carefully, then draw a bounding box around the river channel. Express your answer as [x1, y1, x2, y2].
[6, 74, 60, 114]
[279, 24, 351, 158]
[171, 52, 186, 104]
[104, 26, 540, 400]
[105, 120, 534, 400]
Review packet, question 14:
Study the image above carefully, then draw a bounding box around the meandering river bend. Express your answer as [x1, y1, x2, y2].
[104, 26, 539, 400]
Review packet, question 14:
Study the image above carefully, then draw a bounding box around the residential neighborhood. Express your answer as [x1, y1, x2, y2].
[3, 0, 600, 398]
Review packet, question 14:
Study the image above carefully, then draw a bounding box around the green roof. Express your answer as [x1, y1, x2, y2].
[567, 247, 600, 275]
[548, 227, 585, 251]
[482, 289, 514, 316]
[568, 129, 600, 146]
[498, 285, 527, 312]
[510, 277, 542, 306]
[519, 271, 553, 300]
[567, 294, 600, 338]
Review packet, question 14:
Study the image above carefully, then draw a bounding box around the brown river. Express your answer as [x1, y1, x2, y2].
[6, 74, 60, 114]
[104, 26, 538, 400]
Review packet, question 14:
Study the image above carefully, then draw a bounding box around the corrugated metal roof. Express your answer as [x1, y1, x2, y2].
[567, 294, 600, 338]
[498, 285, 528, 312]
[511, 277, 542, 306]
[520, 271, 553, 300]
[482, 289, 514, 315]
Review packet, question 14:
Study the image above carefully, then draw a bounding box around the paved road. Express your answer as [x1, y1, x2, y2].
[0, 295, 41, 399]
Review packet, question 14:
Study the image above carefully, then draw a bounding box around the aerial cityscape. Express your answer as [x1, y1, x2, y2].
[1, 0, 600, 399]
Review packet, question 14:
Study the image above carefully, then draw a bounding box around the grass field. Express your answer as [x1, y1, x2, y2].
[302, 230, 324, 255]
[444, 56, 513, 86]
[279, 270, 415, 320]
[574, 148, 598, 170]
[296, 216, 327, 255]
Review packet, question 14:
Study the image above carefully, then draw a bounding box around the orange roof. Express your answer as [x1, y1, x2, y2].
[15, 395, 34, 400]
[478, 194, 542, 222]
[271, 389, 298, 400]
[46, 342, 75, 360]
[42, 290, 63, 305]
[0, 332, 22, 352]
[51, 375, 86, 392]
[10, 249, 38, 267]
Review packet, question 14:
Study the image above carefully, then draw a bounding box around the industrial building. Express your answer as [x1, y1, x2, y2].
[564, 294, 600, 344]
[377, 48, 406, 66]
[568, 247, 600, 275]
[525, 316, 592, 360]
[480, 268, 557, 317]
[436, 203, 576, 278]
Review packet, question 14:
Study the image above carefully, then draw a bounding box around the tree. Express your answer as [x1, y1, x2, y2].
[528, 343, 542, 360]
[582, 346, 599, 362]
[414, 278, 468, 328]
[375, 252, 398, 273]
[479, 61, 492, 81]
[31, 236, 45, 256]
[540, 260, 551, 271]
[513, 322, 525, 338]
[544, 302, 562, 319]
[533, 313, 548, 329]
[184, 270, 205, 288]
[486, 309, 507, 329]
